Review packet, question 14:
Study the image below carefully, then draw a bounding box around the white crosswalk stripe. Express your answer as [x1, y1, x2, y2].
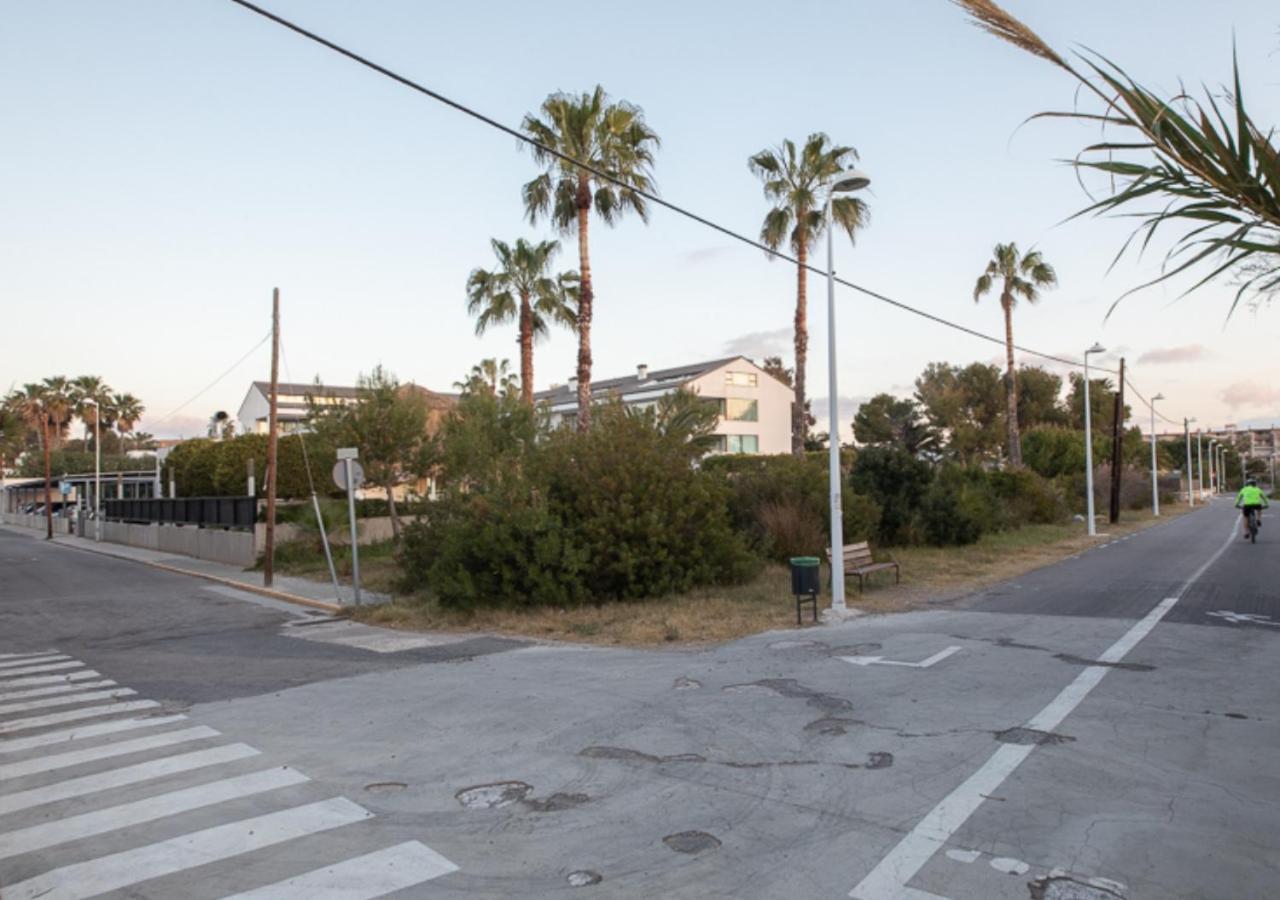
[0, 714, 189, 755]
[0, 686, 136, 716]
[0, 650, 458, 898]
[0, 650, 57, 660]
[0, 679, 117, 703]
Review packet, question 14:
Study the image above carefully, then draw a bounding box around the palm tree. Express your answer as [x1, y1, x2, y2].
[454, 359, 518, 398]
[749, 134, 869, 455]
[112, 393, 145, 454]
[973, 242, 1058, 467]
[466, 238, 579, 405]
[522, 85, 660, 431]
[11, 384, 55, 539]
[40, 376, 73, 451]
[71, 375, 113, 449]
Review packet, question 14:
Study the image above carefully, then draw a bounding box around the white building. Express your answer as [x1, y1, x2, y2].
[235, 382, 360, 436]
[534, 356, 793, 455]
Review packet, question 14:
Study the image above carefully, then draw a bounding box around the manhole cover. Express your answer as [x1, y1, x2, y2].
[455, 781, 532, 809]
[663, 831, 721, 854]
[363, 781, 407, 794]
[567, 870, 602, 887]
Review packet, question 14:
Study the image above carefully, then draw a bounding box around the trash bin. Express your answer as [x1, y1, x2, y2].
[790, 557, 820, 595]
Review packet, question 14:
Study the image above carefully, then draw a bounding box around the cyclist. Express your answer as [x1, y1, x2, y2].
[1235, 478, 1269, 540]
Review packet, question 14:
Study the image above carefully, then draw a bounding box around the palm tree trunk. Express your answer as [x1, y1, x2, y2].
[1002, 294, 1022, 467]
[42, 422, 53, 540]
[792, 240, 809, 457]
[519, 291, 535, 406]
[575, 177, 594, 432]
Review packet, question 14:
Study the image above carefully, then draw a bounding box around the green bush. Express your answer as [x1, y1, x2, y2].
[166, 433, 334, 500]
[849, 447, 933, 545]
[917, 465, 1000, 546]
[988, 467, 1067, 525]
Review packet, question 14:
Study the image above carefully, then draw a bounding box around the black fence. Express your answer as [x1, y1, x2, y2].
[103, 497, 256, 531]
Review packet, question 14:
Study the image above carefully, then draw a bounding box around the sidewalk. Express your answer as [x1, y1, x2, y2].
[0, 524, 387, 613]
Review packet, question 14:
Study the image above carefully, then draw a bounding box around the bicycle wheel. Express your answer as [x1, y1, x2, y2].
[1250, 513, 1258, 543]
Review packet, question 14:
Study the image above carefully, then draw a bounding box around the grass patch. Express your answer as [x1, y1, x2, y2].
[315, 502, 1194, 648]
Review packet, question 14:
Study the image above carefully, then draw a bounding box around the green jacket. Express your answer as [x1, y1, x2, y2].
[1236, 485, 1269, 507]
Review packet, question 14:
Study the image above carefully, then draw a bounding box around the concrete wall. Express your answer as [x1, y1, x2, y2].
[100, 522, 256, 567]
[2, 512, 75, 535]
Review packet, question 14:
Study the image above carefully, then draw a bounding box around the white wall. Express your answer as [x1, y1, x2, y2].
[687, 359, 793, 456]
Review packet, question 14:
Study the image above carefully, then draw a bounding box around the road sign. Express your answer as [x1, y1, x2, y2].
[332, 460, 365, 491]
[336, 447, 359, 461]
[59, 482, 72, 496]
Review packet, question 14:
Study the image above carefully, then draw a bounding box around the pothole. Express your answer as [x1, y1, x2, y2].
[864, 751, 894, 769]
[567, 870, 603, 887]
[995, 727, 1076, 746]
[1029, 875, 1127, 899]
[672, 676, 702, 690]
[663, 830, 721, 854]
[363, 781, 407, 794]
[722, 678, 852, 713]
[455, 781, 532, 809]
[804, 717, 861, 736]
[525, 792, 590, 812]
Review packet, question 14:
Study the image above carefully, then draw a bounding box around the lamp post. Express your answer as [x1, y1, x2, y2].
[1196, 430, 1204, 500]
[1083, 343, 1106, 536]
[823, 167, 871, 618]
[1208, 439, 1218, 493]
[1184, 418, 1195, 508]
[1149, 393, 1164, 516]
[85, 399, 102, 542]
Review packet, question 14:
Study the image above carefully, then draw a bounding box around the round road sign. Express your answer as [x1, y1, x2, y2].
[332, 460, 365, 491]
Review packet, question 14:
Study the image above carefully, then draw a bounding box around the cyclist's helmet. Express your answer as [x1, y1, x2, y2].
[1246, 478, 1258, 486]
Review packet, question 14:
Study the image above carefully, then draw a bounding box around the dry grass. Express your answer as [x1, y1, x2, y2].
[346, 502, 1193, 648]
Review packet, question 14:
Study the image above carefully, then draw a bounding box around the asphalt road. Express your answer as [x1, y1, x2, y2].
[0, 501, 1276, 899]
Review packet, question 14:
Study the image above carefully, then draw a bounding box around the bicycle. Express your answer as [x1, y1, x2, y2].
[1245, 507, 1260, 543]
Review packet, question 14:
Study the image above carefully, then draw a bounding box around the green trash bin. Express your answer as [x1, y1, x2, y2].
[789, 556, 821, 624]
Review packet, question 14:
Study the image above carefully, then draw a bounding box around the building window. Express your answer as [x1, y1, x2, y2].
[725, 398, 758, 422]
[725, 434, 759, 454]
[724, 371, 757, 387]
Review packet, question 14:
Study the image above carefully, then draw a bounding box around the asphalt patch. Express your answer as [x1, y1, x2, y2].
[995, 727, 1077, 746]
[524, 792, 590, 812]
[804, 716, 861, 736]
[663, 831, 721, 854]
[672, 676, 702, 690]
[363, 781, 407, 794]
[1029, 875, 1126, 899]
[722, 678, 852, 713]
[455, 781, 532, 809]
[579, 746, 707, 764]
[1054, 653, 1155, 672]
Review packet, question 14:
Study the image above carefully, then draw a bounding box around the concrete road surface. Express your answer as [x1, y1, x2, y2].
[0, 499, 1276, 899]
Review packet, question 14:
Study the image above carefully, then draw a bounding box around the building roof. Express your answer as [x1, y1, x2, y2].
[533, 356, 751, 405]
[251, 381, 361, 400]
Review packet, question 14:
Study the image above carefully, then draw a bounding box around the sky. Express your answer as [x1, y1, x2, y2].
[2, 0, 1278, 441]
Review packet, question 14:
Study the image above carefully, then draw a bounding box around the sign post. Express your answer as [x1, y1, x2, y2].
[334, 448, 364, 605]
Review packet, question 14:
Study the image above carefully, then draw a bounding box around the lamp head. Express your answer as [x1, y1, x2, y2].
[828, 169, 871, 193]
[1152, 393, 1165, 402]
[1086, 342, 1106, 355]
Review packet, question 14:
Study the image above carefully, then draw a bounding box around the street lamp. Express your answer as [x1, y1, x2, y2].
[1184, 418, 1196, 508]
[824, 167, 871, 617]
[1196, 429, 1204, 499]
[85, 399, 102, 542]
[1083, 343, 1106, 536]
[1149, 393, 1164, 516]
[1208, 439, 1218, 494]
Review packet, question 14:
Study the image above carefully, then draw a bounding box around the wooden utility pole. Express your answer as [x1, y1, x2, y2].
[1108, 357, 1125, 524]
[263, 288, 281, 587]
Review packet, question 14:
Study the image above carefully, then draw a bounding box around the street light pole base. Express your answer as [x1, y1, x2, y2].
[821, 605, 865, 624]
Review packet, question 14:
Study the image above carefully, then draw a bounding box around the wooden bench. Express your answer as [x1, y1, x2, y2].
[826, 541, 900, 593]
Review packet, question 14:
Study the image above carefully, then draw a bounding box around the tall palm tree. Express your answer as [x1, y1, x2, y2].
[454, 359, 518, 398]
[40, 376, 73, 451]
[11, 384, 55, 539]
[112, 393, 144, 454]
[973, 242, 1058, 467]
[466, 238, 579, 405]
[71, 375, 113, 449]
[750, 133, 869, 456]
[522, 85, 660, 431]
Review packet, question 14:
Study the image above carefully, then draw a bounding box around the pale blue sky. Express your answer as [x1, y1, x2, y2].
[3, 1, 1277, 439]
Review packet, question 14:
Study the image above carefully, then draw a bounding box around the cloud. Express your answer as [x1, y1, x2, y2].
[1219, 381, 1280, 410]
[1137, 344, 1208, 365]
[679, 246, 734, 265]
[722, 328, 792, 359]
[140, 414, 210, 440]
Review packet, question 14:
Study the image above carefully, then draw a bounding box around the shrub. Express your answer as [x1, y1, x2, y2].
[918, 465, 999, 546]
[849, 447, 933, 545]
[988, 468, 1067, 525]
[755, 500, 826, 561]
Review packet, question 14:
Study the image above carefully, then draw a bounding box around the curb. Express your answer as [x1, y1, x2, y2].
[35, 533, 345, 615]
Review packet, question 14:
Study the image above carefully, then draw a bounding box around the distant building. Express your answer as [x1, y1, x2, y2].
[236, 382, 362, 436]
[534, 356, 793, 455]
[1156, 425, 1278, 461]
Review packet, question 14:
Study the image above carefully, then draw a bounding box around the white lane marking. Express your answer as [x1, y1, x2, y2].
[0, 651, 57, 660]
[0, 725, 220, 779]
[0, 687, 136, 716]
[842, 647, 962, 669]
[0, 654, 68, 669]
[222, 840, 459, 899]
[1205, 610, 1280, 626]
[0, 715, 188, 755]
[0, 766, 309, 859]
[0, 680, 117, 703]
[0, 743, 260, 815]
[989, 857, 1029, 875]
[5, 798, 372, 900]
[0, 660, 84, 678]
[848, 519, 1241, 900]
[0, 700, 160, 736]
[944, 849, 981, 864]
[0, 670, 100, 689]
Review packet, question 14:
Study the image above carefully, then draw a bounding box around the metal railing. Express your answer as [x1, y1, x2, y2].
[102, 497, 256, 531]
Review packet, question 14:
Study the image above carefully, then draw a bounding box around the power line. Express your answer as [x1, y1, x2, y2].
[223, 0, 1121, 377]
[149, 331, 271, 429]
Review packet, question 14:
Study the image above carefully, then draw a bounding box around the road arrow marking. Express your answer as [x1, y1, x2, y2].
[840, 646, 962, 669]
[1206, 610, 1280, 627]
